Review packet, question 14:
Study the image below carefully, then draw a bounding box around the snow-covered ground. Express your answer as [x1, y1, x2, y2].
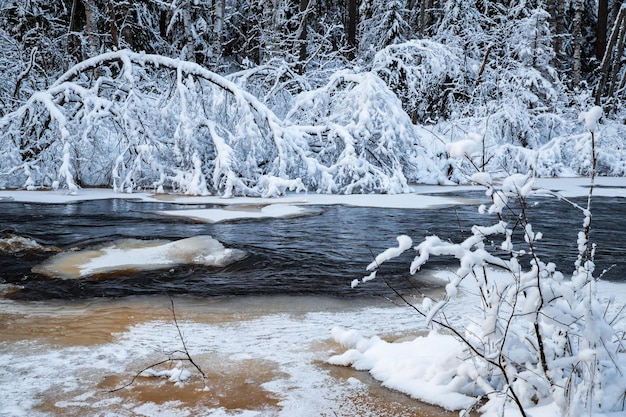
[1, 178, 625, 417]
[0, 294, 451, 417]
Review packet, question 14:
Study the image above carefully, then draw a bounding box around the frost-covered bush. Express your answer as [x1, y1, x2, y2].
[440, 107, 626, 180]
[342, 109, 626, 416]
[469, 8, 566, 152]
[286, 70, 447, 192]
[0, 51, 308, 196]
[227, 63, 311, 118]
[0, 50, 445, 196]
[372, 40, 465, 123]
[476, 66, 565, 150]
[420, 5, 571, 171]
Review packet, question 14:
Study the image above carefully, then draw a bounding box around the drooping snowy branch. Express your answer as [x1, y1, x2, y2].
[0, 50, 443, 196]
[286, 70, 447, 193]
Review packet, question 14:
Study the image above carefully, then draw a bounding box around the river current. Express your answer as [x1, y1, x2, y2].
[0, 193, 624, 300]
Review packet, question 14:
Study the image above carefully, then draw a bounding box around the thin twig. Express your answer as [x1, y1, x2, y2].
[109, 295, 207, 392]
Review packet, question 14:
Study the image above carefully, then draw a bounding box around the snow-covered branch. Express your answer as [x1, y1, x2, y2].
[0, 50, 441, 196]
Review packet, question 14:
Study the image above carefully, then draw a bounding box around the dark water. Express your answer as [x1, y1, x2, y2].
[0, 193, 624, 300]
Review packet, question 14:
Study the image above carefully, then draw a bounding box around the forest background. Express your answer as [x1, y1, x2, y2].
[0, 0, 625, 196]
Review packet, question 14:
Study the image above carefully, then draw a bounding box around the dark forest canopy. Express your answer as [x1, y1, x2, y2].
[2, 0, 625, 109]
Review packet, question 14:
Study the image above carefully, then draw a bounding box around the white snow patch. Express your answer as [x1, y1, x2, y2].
[329, 329, 475, 411]
[1, 179, 624, 210]
[156, 204, 315, 223]
[579, 106, 603, 133]
[445, 134, 483, 158]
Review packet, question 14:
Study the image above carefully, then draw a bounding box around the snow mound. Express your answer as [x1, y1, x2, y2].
[329, 328, 476, 411]
[32, 235, 247, 279]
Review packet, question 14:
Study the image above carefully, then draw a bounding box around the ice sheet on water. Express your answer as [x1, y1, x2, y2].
[32, 235, 247, 279]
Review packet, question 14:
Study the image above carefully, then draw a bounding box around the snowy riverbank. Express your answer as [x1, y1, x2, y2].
[1, 178, 625, 416]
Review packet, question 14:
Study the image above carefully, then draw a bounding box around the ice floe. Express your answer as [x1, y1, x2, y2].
[32, 235, 247, 279]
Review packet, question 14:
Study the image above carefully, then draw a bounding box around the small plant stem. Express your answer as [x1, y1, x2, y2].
[109, 295, 206, 392]
[169, 295, 207, 382]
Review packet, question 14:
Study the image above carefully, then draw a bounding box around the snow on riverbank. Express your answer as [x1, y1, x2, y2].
[0, 176, 623, 213]
[0, 295, 445, 417]
[0, 178, 624, 416]
[331, 270, 626, 417]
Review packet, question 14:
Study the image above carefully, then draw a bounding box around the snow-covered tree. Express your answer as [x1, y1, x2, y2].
[358, 0, 409, 61]
[286, 70, 447, 192]
[372, 39, 466, 124]
[0, 50, 445, 196]
[0, 51, 306, 196]
[0, 1, 73, 111]
[433, 0, 487, 55]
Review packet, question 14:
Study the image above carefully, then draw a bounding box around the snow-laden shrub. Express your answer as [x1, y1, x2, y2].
[0, 50, 304, 196]
[440, 107, 626, 180]
[371, 40, 465, 123]
[417, 6, 569, 171]
[533, 122, 626, 177]
[227, 63, 311, 118]
[478, 65, 565, 149]
[286, 70, 447, 192]
[345, 110, 626, 416]
[0, 50, 445, 196]
[462, 8, 566, 153]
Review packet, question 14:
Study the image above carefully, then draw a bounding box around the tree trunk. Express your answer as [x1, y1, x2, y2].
[555, 0, 565, 66]
[346, 0, 358, 59]
[606, 13, 626, 98]
[214, 0, 225, 62]
[258, 0, 280, 64]
[69, 0, 81, 32]
[107, 0, 119, 49]
[181, 2, 196, 62]
[419, 0, 429, 36]
[67, 0, 83, 67]
[406, 0, 418, 37]
[594, 5, 626, 104]
[296, 0, 311, 73]
[547, 0, 558, 67]
[83, 0, 99, 57]
[596, 0, 609, 60]
[571, 0, 583, 88]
